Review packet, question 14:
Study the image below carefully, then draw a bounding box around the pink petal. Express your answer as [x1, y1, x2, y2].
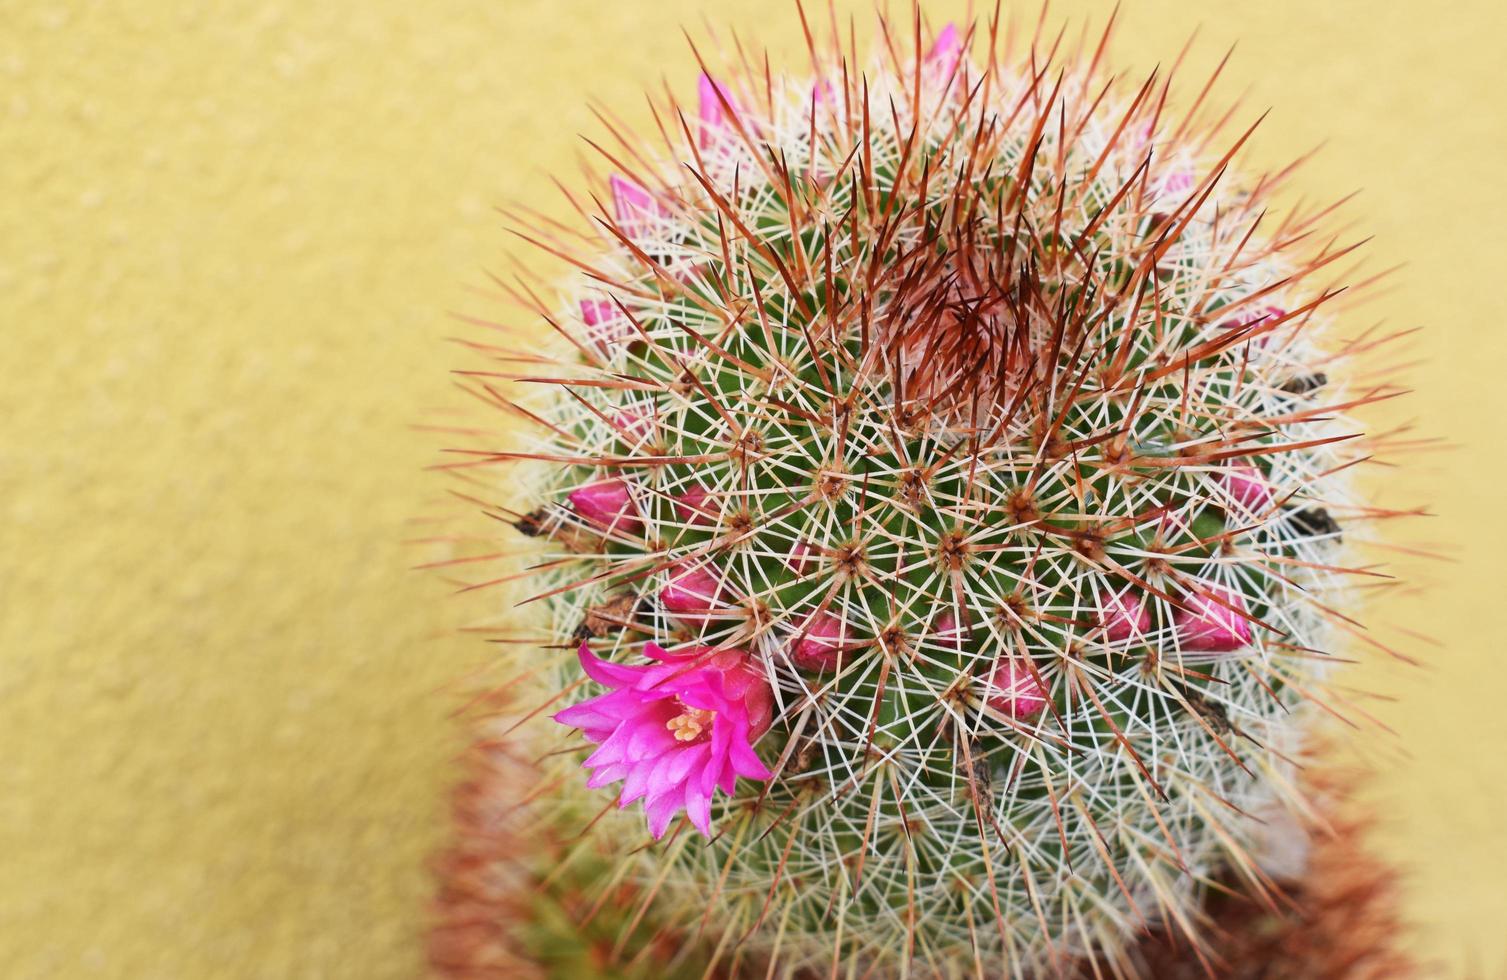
[684, 781, 714, 836]
[645, 789, 683, 839]
[573, 642, 647, 688]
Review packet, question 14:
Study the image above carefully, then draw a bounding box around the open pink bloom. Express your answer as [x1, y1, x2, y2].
[1221, 464, 1274, 515]
[788, 610, 857, 672]
[983, 660, 1049, 720]
[660, 562, 731, 620]
[1097, 586, 1151, 643]
[568, 479, 641, 535]
[671, 485, 717, 525]
[697, 73, 737, 148]
[555, 642, 774, 838]
[1174, 582, 1253, 652]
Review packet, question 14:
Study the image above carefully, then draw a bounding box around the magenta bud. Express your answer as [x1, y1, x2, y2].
[1174, 582, 1252, 652]
[789, 611, 854, 673]
[1221, 464, 1273, 515]
[697, 73, 736, 148]
[1159, 169, 1196, 196]
[660, 562, 729, 619]
[933, 609, 969, 650]
[609, 174, 666, 237]
[983, 660, 1049, 721]
[786, 540, 816, 576]
[580, 298, 631, 351]
[1097, 587, 1151, 643]
[671, 485, 717, 525]
[568, 479, 641, 535]
[925, 23, 962, 79]
[1155, 506, 1190, 539]
[611, 405, 654, 444]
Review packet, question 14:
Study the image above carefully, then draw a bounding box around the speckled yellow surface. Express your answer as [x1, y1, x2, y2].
[3, 1, 1505, 976]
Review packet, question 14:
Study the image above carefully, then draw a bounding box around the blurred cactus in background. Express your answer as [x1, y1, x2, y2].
[432, 6, 1417, 976]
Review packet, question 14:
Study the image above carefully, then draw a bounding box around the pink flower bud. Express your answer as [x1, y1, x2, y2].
[1154, 505, 1190, 539]
[611, 405, 654, 444]
[789, 611, 855, 673]
[925, 23, 962, 80]
[580, 298, 632, 351]
[660, 562, 729, 619]
[786, 540, 816, 576]
[933, 609, 969, 650]
[609, 174, 667, 238]
[568, 479, 641, 535]
[671, 485, 717, 526]
[1097, 587, 1150, 643]
[1221, 464, 1273, 515]
[697, 73, 736, 148]
[1159, 169, 1196, 196]
[983, 660, 1049, 720]
[1174, 582, 1252, 652]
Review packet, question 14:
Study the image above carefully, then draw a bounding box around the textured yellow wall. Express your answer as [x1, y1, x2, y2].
[3, 1, 1504, 976]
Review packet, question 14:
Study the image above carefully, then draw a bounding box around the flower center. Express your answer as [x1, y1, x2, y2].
[666, 705, 716, 743]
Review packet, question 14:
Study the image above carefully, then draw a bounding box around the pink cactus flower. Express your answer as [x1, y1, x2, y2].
[933, 609, 969, 650]
[609, 174, 668, 238]
[660, 562, 731, 619]
[1174, 582, 1252, 652]
[554, 642, 774, 838]
[568, 479, 641, 535]
[671, 485, 717, 525]
[1220, 464, 1274, 515]
[926, 23, 963, 80]
[697, 73, 737, 148]
[983, 660, 1049, 720]
[1097, 587, 1151, 643]
[788, 610, 856, 672]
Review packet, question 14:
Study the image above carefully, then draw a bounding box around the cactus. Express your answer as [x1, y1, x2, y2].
[449, 10, 1411, 977]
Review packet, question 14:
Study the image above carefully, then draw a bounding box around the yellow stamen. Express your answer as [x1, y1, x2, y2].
[666, 706, 715, 743]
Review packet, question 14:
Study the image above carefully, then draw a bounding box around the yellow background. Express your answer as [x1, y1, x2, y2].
[4, 1, 1505, 976]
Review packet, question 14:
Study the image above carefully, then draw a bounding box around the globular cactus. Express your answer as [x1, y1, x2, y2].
[449, 9, 1411, 977]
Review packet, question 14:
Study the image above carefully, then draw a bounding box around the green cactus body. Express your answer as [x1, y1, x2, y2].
[464, 16, 1392, 978]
